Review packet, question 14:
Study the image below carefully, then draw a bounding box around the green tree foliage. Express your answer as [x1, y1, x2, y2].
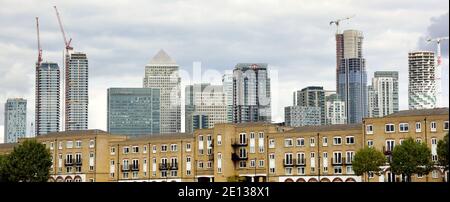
[352, 147, 386, 181]
[226, 175, 247, 182]
[390, 138, 433, 182]
[0, 155, 8, 182]
[2, 140, 52, 182]
[437, 133, 449, 171]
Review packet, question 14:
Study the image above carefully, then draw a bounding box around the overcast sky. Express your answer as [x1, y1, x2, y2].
[0, 0, 449, 142]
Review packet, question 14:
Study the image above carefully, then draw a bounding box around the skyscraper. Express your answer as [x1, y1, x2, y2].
[368, 71, 399, 117]
[185, 83, 227, 133]
[284, 106, 321, 127]
[293, 86, 326, 125]
[65, 52, 88, 131]
[336, 30, 368, 124]
[408, 51, 436, 110]
[143, 49, 181, 133]
[4, 98, 27, 143]
[107, 88, 160, 136]
[222, 73, 233, 123]
[36, 62, 60, 135]
[233, 63, 271, 123]
[325, 93, 347, 125]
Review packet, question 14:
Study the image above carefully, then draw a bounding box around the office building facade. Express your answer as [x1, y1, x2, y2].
[285, 106, 321, 127]
[293, 86, 326, 125]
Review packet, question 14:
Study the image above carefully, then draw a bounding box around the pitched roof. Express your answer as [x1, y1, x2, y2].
[36, 129, 110, 138]
[384, 108, 449, 118]
[116, 133, 193, 143]
[286, 124, 362, 133]
[149, 49, 177, 65]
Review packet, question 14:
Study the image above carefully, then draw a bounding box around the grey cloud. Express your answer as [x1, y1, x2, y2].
[418, 12, 449, 56]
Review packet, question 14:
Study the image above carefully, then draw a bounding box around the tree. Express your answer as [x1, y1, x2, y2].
[226, 175, 247, 182]
[390, 138, 433, 182]
[352, 147, 386, 182]
[0, 155, 8, 182]
[3, 140, 52, 182]
[437, 133, 449, 171]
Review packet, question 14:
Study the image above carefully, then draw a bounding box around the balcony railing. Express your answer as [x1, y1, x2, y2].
[231, 138, 248, 147]
[231, 153, 248, 161]
[121, 166, 130, 172]
[74, 159, 82, 165]
[131, 164, 139, 171]
[331, 158, 343, 166]
[283, 158, 296, 167]
[159, 163, 169, 170]
[383, 146, 393, 155]
[170, 163, 178, 170]
[296, 158, 306, 166]
[64, 159, 74, 166]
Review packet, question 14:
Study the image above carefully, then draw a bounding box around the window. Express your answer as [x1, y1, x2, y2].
[250, 133, 255, 153]
[75, 141, 82, 148]
[284, 138, 294, 147]
[285, 167, 293, 175]
[367, 140, 374, 148]
[346, 166, 354, 174]
[284, 153, 293, 165]
[385, 124, 395, 133]
[110, 147, 115, 155]
[132, 146, 139, 153]
[217, 135, 222, 145]
[296, 138, 305, 147]
[170, 144, 177, 152]
[368, 172, 374, 179]
[59, 142, 63, 150]
[161, 145, 168, 152]
[259, 160, 264, 167]
[89, 140, 95, 148]
[333, 137, 342, 145]
[416, 122, 422, 132]
[239, 148, 247, 158]
[297, 153, 305, 165]
[297, 167, 305, 175]
[333, 152, 342, 164]
[250, 160, 256, 168]
[445, 121, 449, 131]
[399, 139, 404, 145]
[334, 166, 342, 174]
[123, 147, 129, 154]
[152, 145, 157, 153]
[346, 151, 354, 164]
[346, 136, 355, 145]
[186, 143, 191, 152]
[416, 138, 422, 144]
[269, 139, 275, 148]
[417, 173, 423, 178]
[122, 172, 128, 179]
[431, 122, 437, 132]
[386, 140, 395, 152]
[50, 142, 54, 150]
[239, 133, 247, 144]
[143, 146, 147, 153]
[310, 137, 315, 147]
[432, 170, 438, 178]
[399, 123, 409, 132]
[258, 133, 264, 153]
[239, 161, 246, 168]
[322, 137, 328, 146]
[207, 161, 212, 168]
[66, 141, 73, 149]
[366, 125, 373, 134]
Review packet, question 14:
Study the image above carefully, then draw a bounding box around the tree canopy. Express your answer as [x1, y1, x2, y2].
[352, 147, 386, 181]
[437, 133, 449, 171]
[390, 138, 433, 181]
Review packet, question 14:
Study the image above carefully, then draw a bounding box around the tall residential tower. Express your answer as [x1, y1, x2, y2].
[368, 71, 399, 117]
[36, 62, 60, 135]
[4, 98, 27, 143]
[408, 51, 436, 110]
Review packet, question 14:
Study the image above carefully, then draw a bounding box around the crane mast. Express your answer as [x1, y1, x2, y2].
[427, 36, 449, 108]
[36, 17, 42, 67]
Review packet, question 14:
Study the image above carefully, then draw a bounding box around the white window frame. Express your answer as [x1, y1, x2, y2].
[296, 138, 305, 147]
[366, 125, 373, 134]
[345, 136, 355, 145]
[269, 139, 275, 149]
[333, 137, 342, 145]
[385, 124, 395, 133]
[284, 138, 294, 147]
[431, 122, 437, 132]
[399, 123, 409, 133]
[416, 122, 422, 133]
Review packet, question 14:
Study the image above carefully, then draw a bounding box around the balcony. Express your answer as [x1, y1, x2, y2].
[383, 146, 392, 155]
[159, 163, 169, 170]
[74, 159, 82, 165]
[121, 166, 130, 172]
[231, 153, 248, 161]
[331, 158, 343, 166]
[231, 138, 248, 147]
[345, 157, 353, 165]
[283, 159, 296, 167]
[296, 158, 306, 166]
[171, 163, 179, 170]
[64, 159, 74, 166]
[131, 164, 139, 171]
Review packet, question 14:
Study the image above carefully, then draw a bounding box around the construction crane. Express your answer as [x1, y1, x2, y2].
[35, 17, 42, 67]
[54, 6, 73, 51]
[427, 36, 449, 108]
[330, 15, 355, 34]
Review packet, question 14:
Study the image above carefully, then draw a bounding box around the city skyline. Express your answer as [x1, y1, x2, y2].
[0, 0, 449, 142]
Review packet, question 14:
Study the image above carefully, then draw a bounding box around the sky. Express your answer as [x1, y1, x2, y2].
[0, 0, 449, 143]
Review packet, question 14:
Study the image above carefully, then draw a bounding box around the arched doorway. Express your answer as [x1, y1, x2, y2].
[284, 178, 294, 182]
[56, 176, 64, 182]
[73, 176, 82, 182]
[308, 178, 318, 182]
[296, 178, 306, 182]
[345, 178, 356, 182]
[332, 178, 343, 182]
[64, 176, 73, 182]
[48, 177, 55, 182]
[320, 178, 331, 182]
